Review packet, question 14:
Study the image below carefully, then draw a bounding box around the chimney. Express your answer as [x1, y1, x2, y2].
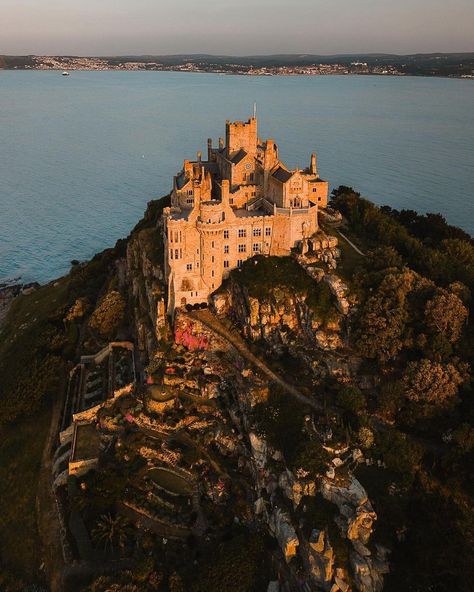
[197, 150, 202, 163]
[220, 179, 230, 205]
[207, 138, 213, 161]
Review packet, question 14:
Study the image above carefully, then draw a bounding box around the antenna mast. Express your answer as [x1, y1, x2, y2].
[253, 102, 257, 119]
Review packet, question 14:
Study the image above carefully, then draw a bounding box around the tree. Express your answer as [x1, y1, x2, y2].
[89, 290, 126, 339]
[336, 385, 366, 415]
[377, 380, 405, 417]
[376, 429, 423, 477]
[366, 246, 403, 271]
[92, 513, 132, 552]
[403, 359, 468, 410]
[355, 270, 415, 364]
[424, 291, 468, 343]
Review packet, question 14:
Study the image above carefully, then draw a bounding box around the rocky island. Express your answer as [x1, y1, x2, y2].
[0, 118, 473, 592]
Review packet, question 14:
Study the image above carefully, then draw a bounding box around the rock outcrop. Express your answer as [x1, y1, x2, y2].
[126, 228, 167, 362]
[212, 275, 343, 352]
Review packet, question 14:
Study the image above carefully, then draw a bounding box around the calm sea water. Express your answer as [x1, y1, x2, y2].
[0, 71, 473, 284]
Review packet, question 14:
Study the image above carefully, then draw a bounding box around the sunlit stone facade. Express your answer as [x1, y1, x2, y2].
[163, 116, 329, 313]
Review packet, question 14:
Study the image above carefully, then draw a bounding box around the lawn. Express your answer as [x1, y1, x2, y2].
[148, 468, 193, 496]
[0, 408, 51, 581]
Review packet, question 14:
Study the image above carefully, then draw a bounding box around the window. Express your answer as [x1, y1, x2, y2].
[265, 227, 272, 236]
[211, 270, 215, 277]
[250, 172, 254, 182]
[253, 243, 261, 252]
[238, 229, 246, 238]
[224, 260, 229, 268]
[253, 228, 262, 237]
[237, 259, 243, 268]
[238, 244, 246, 253]
[187, 189, 193, 195]
[212, 255, 215, 263]
[312, 188, 318, 193]
[224, 230, 229, 239]
[196, 262, 199, 268]
[211, 241, 215, 248]
[224, 245, 229, 254]
[186, 198, 194, 205]
[170, 249, 173, 259]
[175, 249, 179, 259]
[318, 197, 321, 202]
[186, 263, 192, 271]
[229, 198, 234, 205]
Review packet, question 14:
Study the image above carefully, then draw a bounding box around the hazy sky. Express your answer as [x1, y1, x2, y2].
[2, 0, 473, 55]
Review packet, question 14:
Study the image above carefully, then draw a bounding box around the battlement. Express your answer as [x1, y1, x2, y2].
[226, 116, 258, 156]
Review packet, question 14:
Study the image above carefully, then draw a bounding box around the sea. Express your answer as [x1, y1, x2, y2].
[0, 71, 473, 284]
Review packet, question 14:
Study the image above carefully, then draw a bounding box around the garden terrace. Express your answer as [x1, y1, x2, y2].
[147, 467, 194, 496]
[70, 422, 101, 463]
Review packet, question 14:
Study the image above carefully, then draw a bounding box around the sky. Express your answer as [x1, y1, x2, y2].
[1, 0, 473, 56]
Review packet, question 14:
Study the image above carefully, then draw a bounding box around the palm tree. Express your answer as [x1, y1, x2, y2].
[92, 513, 132, 552]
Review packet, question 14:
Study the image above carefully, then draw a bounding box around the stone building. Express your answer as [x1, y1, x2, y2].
[163, 115, 329, 313]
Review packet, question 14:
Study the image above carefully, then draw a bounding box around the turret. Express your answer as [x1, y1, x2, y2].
[310, 153, 318, 176]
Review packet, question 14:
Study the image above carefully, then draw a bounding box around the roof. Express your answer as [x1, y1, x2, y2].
[272, 166, 293, 183]
[229, 148, 248, 165]
[176, 172, 187, 190]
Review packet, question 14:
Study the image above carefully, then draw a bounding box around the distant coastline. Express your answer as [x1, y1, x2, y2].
[1, 53, 474, 78]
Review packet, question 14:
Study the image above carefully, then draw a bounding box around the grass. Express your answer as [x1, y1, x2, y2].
[148, 385, 175, 402]
[231, 255, 314, 300]
[333, 230, 365, 282]
[73, 423, 101, 461]
[0, 277, 71, 422]
[148, 468, 193, 496]
[0, 408, 51, 580]
[178, 391, 216, 409]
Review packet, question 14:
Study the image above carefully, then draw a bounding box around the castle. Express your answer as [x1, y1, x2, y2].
[163, 115, 329, 313]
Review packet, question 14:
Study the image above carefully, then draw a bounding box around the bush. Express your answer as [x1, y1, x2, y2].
[336, 385, 366, 415]
[89, 290, 126, 339]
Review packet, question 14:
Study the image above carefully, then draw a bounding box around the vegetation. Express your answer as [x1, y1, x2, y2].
[89, 290, 126, 339]
[188, 531, 272, 592]
[231, 255, 337, 321]
[331, 186, 474, 591]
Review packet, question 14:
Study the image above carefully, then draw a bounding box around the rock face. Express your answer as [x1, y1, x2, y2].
[321, 476, 388, 592]
[324, 274, 352, 315]
[126, 230, 167, 362]
[212, 276, 343, 352]
[269, 507, 299, 562]
[303, 529, 335, 587]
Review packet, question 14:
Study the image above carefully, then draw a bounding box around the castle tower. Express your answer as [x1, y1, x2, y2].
[310, 153, 318, 176]
[226, 117, 258, 156]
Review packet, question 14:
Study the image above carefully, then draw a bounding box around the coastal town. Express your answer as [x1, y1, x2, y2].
[19, 55, 404, 75]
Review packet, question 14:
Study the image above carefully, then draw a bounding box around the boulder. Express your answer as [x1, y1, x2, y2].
[249, 432, 268, 469]
[269, 508, 299, 562]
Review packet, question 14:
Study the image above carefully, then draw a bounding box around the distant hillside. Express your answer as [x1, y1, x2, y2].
[2, 52, 474, 76]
